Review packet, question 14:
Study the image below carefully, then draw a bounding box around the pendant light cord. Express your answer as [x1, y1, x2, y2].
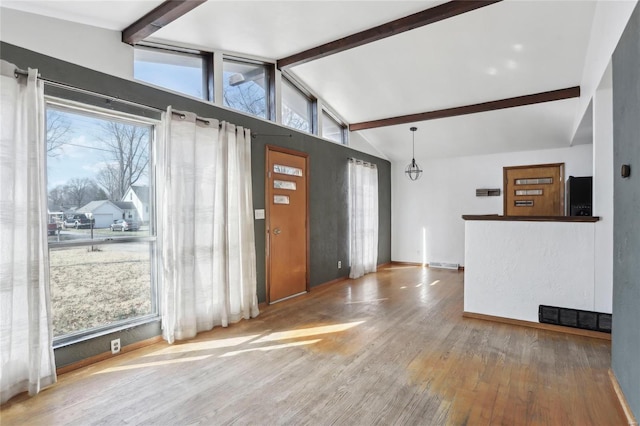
[410, 126, 418, 161]
[412, 130, 416, 160]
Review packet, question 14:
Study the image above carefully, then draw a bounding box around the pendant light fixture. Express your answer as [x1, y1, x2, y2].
[405, 126, 423, 181]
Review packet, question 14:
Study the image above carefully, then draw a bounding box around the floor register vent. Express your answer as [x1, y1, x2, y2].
[429, 262, 460, 270]
[539, 305, 611, 333]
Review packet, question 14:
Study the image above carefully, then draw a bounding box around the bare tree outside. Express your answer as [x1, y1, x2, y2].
[96, 164, 121, 202]
[222, 61, 267, 119]
[44, 106, 155, 341]
[64, 178, 95, 207]
[48, 185, 66, 207]
[49, 178, 107, 208]
[96, 122, 150, 201]
[46, 109, 72, 156]
[223, 82, 266, 118]
[282, 105, 310, 132]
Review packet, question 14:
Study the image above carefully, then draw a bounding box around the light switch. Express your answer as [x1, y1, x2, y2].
[254, 209, 265, 220]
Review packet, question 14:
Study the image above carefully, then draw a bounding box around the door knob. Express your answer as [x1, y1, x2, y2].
[273, 228, 281, 235]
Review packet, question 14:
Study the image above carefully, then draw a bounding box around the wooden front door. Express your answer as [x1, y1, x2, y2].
[266, 146, 309, 303]
[503, 163, 565, 216]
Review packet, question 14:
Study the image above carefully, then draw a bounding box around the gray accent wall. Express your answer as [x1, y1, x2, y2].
[0, 42, 391, 366]
[612, 2, 640, 419]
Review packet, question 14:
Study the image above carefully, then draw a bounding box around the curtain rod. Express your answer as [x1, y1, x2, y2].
[251, 133, 292, 139]
[348, 157, 377, 167]
[170, 112, 257, 134]
[15, 67, 286, 138]
[16, 67, 238, 130]
[14, 67, 163, 114]
[171, 111, 215, 126]
[14, 67, 33, 77]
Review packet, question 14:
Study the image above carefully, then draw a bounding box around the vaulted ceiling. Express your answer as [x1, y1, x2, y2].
[2, 0, 611, 161]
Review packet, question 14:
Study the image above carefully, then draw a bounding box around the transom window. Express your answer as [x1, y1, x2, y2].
[322, 109, 347, 144]
[133, 43, 349, 137]
[223, 58, 270, 119]
[281, 77, 314, 133]
[46, 100, 158, 345]
[134, 45, 212, 100]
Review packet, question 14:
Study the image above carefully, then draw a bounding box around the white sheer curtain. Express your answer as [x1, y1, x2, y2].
[0, 61, 56, 403]
[159, 108, 259, 344]
[349, 160, 379, 279]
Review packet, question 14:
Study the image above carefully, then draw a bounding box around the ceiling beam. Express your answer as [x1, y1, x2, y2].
[349, 87, 581, 132]
[122, 0, 207, 45]
[277, 0, 502, 69]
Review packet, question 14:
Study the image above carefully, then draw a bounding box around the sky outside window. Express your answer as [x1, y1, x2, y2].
[46, 106, 151, 208]
[134, 47, 205, 99]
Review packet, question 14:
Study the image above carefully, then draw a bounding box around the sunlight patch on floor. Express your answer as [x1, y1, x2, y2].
[430, 280, 441, 286]
[252, 321, 365, 343]
[143, 335, 260, 357]
[94, 355, 212, 374]
[220, 339, 322, 357]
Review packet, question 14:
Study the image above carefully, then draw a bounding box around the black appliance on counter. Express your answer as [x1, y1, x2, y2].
[566, 176, 593, 216]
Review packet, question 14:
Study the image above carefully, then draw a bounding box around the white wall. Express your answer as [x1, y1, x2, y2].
[573, 0, 638, 138]
[592, 62, 614, 313]
[349, 132, 389, 160]
[392, 144, 593, 266]
[465, 220, 596, 322]
[0, 8, 133, 80]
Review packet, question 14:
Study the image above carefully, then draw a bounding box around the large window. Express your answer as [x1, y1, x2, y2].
[134, 45, 211, 100]
[46, 101, 157, 344]
[282, 77, 314, 133]
[322, 109, 347, 144]
[223, 58, 270, 119]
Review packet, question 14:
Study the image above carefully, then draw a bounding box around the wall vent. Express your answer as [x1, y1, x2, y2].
[539, 305, 611, 333]
[429, 262, 460, 270]
[476, 188, 501, 197]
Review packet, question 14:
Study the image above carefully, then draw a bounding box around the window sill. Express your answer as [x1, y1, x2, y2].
[53, 314, 161, 349]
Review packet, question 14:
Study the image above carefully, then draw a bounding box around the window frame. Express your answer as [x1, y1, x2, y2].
[322, 108, 348, 145]
[133, 43, 214, 102]
[45, 96, 161, 348]
[281, 74, 316, 134]
[132, 41, 353, 141]
[222, 56, 274, 120]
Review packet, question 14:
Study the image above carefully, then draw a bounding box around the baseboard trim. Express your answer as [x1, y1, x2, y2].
[312, 276, 348, 289]
[389, 261, 464, 271]
[56, 335, 163, 376]
[390, 261, 425, 267]
[462, 312, 612, 341]
[609, 369, 639, 426]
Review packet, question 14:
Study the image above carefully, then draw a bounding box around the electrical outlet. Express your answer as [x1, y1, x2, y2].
[111, 338, 121, 354]
[338, 261, 342, 269]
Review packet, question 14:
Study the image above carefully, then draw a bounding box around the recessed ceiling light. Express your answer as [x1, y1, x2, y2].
[513, 43, 524, 52]
[486, 67, 498, 76]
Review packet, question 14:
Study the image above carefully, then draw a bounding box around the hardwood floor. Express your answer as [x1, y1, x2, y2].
[1, 266, 624, 425]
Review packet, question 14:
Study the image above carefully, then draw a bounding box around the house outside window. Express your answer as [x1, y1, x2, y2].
[46, 100, 158, 345]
